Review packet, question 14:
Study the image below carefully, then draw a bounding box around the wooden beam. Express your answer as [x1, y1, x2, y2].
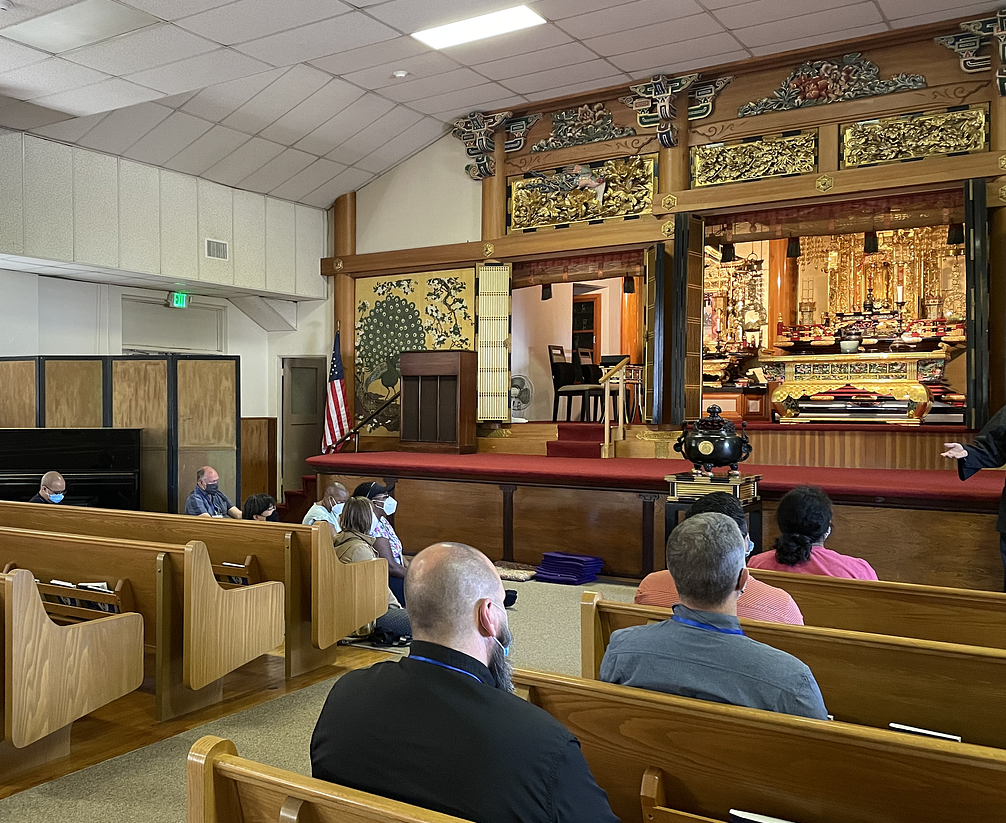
[332, 192, 357, 411]
[482, 137, 506, 240]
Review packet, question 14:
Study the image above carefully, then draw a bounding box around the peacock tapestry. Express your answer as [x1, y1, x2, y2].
[355, 268, 476, 436]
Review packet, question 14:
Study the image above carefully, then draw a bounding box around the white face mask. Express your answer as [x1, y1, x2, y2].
[381, 496, 398, 515]
[331, 502, 345, 518]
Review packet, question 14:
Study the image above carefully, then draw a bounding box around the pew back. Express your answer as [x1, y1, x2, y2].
[187, 736, 474, 823]
[749, 567, 1006, 648]
[581, 593, 1006, 748]
[515, 668, 1006, 823]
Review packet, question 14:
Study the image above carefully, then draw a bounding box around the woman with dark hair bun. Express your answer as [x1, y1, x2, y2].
[748, 486, 878, 580]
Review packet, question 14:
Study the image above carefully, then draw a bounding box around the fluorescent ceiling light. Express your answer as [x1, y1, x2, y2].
[0, 0, 158, 54]
[413, 5, 546, 50]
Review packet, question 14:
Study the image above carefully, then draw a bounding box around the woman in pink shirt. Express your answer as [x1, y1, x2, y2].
[748, 486, 879, 581]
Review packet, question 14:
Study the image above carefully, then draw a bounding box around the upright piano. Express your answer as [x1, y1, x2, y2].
[0, 428, 141, 510]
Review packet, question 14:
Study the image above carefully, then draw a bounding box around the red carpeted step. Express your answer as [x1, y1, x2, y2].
[556, 423, 605, 442]
[547, 440, 602, 459]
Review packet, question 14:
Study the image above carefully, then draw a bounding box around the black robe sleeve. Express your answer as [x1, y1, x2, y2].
[959, 404, 1006, 480]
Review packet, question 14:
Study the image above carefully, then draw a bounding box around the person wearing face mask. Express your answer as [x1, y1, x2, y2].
[311, 542, 618, 823]
[747, 485, 878, 580]
[635, 492, 804, 625]
[30, 471, 67, 505]
[354, 481, 409, 604]
[242, 493, 279, 521]
[302, 482, 349, 537]
[183, 466, 242, 518]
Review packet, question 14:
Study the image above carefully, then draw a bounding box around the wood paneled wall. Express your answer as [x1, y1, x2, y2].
[0, 361, 36, 428]
[241, 418, 277, 499]
[44, 359, 103, 428]
[112, 359, 168, 511]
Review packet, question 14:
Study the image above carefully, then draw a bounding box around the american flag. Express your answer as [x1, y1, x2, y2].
[322, 329, 352, 453]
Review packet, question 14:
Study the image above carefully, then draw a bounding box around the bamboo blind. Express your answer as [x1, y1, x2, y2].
[476, 263, 512, 422]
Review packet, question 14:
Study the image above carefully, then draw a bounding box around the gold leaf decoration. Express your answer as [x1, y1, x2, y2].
[508, 154, 656, 232]
[691, 132, 817, 188]
[842, 106, 987, 168]
[815, 174, 834, 192]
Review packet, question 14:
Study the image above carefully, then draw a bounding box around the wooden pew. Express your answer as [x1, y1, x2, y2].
[0, 501, 388, 679]
[187, 735, 474, 823]
[747, 567, 1006, 648]
[581, 592, 1006, 748]
[514, 668, 1006, 823]
[1, 569, 143, 777]
[0, 527, 283, 720]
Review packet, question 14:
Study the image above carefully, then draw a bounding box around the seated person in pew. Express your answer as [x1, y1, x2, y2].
[601, 514, 829, 720]
[311, 541, 618, 823]
[242, 493, 278, 521]
[355, 480, 409, 605]
[747, 486, 878, 581]
[29, 470, 66, 505]
[636, 492, 804, 625]
[302, 482, 349, 537]
[334, 496, 411, 640]
[183, 466, 242, 519]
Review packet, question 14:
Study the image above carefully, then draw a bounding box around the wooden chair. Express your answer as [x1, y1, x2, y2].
[581, 591, 1006, 747]
[188, 735, 475, 823]
[513, 668, 1006, 823]
[550, 358, 590, 422]
[747, 567, 1006, 648]
[1, 569, 144, 778]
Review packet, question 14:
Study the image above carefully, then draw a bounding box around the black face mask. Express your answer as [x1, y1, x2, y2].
[489, 620, 514, 693]
[205, 482, 219, 494]
[266, 511, 279, 522]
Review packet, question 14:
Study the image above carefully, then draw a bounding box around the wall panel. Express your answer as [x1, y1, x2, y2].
[0, 361, 35, 428]
[233, 190, 266, 290]
[197, 179, 233, 285]
[240, 417, 276, 498]
[0, 131, 23, 255]
[295, 204, 326, 299]
[112, 358, 168, 511]
[160, 170, 198, 281]
[118, 159, 160, 275]
[73, 148, 118, 268]
[266, 198, 296, 294]
[44, 359, 103, 428]
[23, 137, 72, 262]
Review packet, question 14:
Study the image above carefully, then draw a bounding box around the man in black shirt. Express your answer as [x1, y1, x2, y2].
[29, 471, 65, 504]
[310, 542, 617, 823]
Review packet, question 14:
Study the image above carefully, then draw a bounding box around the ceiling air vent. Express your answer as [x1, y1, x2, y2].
[205, 239, 229, 261]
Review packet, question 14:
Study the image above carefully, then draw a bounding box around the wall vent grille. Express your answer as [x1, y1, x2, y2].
[205, 239, 229, 260]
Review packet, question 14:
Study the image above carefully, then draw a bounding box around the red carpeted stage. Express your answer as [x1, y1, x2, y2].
[307, 451, 1005, 590]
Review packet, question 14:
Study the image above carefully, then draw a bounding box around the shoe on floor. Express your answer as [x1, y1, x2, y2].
[504, 589, 517, 608]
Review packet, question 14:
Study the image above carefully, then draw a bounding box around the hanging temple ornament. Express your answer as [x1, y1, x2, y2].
[451, 111, 542, 180]
[619, 74, 732, 148]
[936, 7, 1006, 95]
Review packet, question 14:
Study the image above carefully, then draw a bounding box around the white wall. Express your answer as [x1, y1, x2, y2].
[0, 269, 39, 355]
[356, 135, 481, 254]
[511, 283, 573, 422]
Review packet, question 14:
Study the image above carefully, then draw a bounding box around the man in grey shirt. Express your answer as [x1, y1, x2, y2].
[600, 512, 828, 720]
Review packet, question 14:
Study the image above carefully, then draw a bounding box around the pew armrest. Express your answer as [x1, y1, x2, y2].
[183, 542, 285, 691]
[642, 767, 723, 823]
[3, 569, 144, 748]
[312, 539, 388, 650]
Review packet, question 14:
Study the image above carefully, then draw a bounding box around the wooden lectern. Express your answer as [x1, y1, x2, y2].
[399, 350, 478, 454]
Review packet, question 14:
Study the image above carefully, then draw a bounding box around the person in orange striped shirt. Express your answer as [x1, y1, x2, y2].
[636, 493, 804, 625]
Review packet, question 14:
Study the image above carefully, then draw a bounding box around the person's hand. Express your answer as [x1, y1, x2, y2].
[941, 442, 968, 460]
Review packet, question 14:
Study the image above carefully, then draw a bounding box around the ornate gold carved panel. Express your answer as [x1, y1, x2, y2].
[841, 105, 988, 168]
[690, 132, 817, 188]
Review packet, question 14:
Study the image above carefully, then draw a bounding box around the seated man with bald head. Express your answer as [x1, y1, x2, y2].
[302, 482, 349, 537]
[30, 471, 66, 505]
[183, 466, 241, 518]
[311, 542, 617, 823]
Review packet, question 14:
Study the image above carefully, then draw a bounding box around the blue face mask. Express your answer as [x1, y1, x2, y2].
[491, 601, 511, 657]
[746, 538, 755, 557]
[48, 492, 64, 504]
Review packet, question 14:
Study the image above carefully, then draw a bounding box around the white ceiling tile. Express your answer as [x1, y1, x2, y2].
[326, 106, 423, 165]
[308, 35, 429, 76]
[221, 64, 330, 134]
[0, 56, 109, 100]
[380, 67, 488, 103]
[120, 0, 236, 20]
[32, 77, 164, 115]
[163, 123, 250, 174]
[585, 14, 725, 56]
[0, 0, 158, 53]
[889, 2, 996, 27]
[533, 0, 636, 19]
[342, 50, 461, 90]
[0, 0, 77, 28]
[407, 82, 518, 116]
[0, 99, 74, 129]
[0, 36, 51, 73]
[61, 23, 218, 75]
[875, 0, 992, 19]
[126, 48, 272, 94]
[714, 0, 853, 28]
[175, 0, 352, 46]
[268, 157, 345, 200]
[158, 89, 200, 107]
[123, 110, 213, 164]
[233, 12, 398, 67]
[355, 116, 443, 172]
[293, 92, 395, 155]
[522, 73, 628, 102]
[626, 48, 751, 80]
[499, 59, 620, 94]
[608, 31, 743, 73]
[748, 21, 890, 55]
[430, 94, 525, 120]
[439, 22, 572, 65]
[366, 0, 531, 32]
[257, 79, 363, 144]
[557, 0, 704, 39]
[30, 110, 108, 141]
[179, 67, 285, 121]
[202, 135, 285, 184]
[300, 166, 374, 208]
[474, 41, 595, 81]
[76, 101, 173, 154]
[238, 146, 315, 191]
[734, 3, 883, 49]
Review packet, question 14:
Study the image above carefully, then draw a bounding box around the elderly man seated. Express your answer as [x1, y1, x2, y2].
[601, 513, 829, 720]
[311, 542, 617, 823]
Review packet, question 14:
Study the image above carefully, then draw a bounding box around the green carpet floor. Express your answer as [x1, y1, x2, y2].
[0, 577, 635, 822]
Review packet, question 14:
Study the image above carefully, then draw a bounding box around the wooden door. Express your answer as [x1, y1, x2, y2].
[572, 294, 601, 365]
[281, 357, 326, 496]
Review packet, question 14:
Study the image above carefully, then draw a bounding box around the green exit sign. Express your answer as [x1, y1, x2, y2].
[169, 292, 188, 309]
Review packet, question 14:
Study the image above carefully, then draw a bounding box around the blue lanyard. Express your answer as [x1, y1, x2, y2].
[672, 615, 745, 636]
[409, 655, 484, 684]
